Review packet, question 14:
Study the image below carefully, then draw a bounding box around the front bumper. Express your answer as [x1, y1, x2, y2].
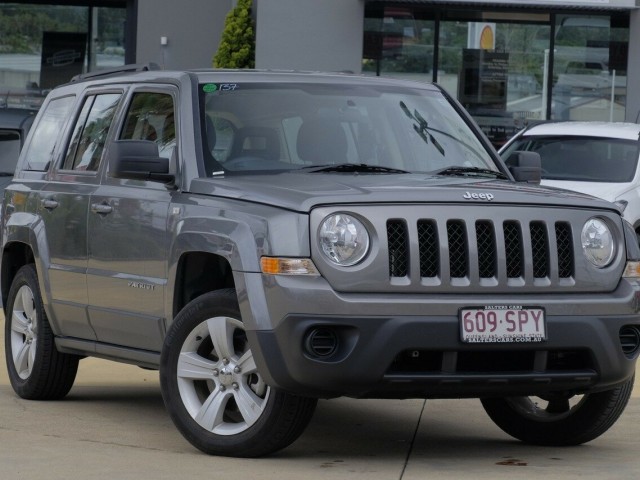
[238, 273, 640, 399]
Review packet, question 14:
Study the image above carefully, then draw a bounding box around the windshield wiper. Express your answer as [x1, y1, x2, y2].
[433, 166, 507, 179]
[301, 163, 410, 174]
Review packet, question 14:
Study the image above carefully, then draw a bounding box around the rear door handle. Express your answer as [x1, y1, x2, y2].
[42, 199, 59, 210]
[91, 203, 113, 215]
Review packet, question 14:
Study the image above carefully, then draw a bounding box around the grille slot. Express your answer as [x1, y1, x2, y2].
[504, 221, 523, 278]
[555, 222, 574, 278]
[447, 220, 468, 278]
[530, 222, 549, 278]
[387, 220, 408, 277]
[418, 220, 439, 277]
[476, 220, 496, 278]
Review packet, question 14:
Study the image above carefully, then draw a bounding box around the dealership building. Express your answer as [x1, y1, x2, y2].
[1, 0, 639, 143]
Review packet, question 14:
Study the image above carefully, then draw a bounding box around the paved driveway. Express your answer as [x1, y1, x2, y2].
[1, 313, 638, 480]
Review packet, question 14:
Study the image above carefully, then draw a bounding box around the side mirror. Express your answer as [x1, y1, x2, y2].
[506, 151, 541, 184]
[108, 140, 174, 183]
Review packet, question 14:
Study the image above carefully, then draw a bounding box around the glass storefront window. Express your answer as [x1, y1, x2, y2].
[438, 16, 550, 146]
[0, 3, 125, 109]
[363, 5, 630, 147]
[552, 14, 628, 122]
[363, 5, 435, 81]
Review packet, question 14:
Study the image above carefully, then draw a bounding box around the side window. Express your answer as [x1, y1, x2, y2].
[63, 93, 121, 171]
[0, 130, 21, 175]
[120, 92, 176, 159]
[23, 95, 75, 171]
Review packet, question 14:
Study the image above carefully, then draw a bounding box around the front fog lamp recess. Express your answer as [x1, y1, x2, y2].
[581, 218, 615, 268]
[319, 214, 370, 266]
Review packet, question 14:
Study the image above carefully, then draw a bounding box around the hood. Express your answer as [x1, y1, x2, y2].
[541, 179, 631, 203]
[188, 172, 618, 213]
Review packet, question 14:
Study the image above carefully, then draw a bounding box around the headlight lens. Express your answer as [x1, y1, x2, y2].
[319, 214, 370, 266]
[581, 218, 615, 268]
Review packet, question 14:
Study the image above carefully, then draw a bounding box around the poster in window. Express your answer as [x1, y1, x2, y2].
[40, 32, 87, 90]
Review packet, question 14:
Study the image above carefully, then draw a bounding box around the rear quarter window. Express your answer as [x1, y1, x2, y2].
[22, 95, 75, 171]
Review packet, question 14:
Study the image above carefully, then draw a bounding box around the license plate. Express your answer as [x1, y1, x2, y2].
[460, 306, 546, 343]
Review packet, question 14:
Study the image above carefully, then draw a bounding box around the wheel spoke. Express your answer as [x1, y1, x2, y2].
[207, 317, 236, 360]
[234, 382, 266, 427]
[546, 398, 571, 414]
[14, 341, 31, 376]
[177, 352, 218, 380]
[27, 340, 37, 373]
[11, 311, 29, 335]
[20, 287, 35, 321]
[195, 387, 231, 431]
[236, 350, 258, 375]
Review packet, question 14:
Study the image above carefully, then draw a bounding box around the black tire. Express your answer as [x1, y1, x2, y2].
[5, 264, 79, 400]
[481, 377, 635, 446]
[160, 288, 317, 457]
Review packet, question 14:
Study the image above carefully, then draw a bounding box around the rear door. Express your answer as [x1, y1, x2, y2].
[37, 90, 124, 339]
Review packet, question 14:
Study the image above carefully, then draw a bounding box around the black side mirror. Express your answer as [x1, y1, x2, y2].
[108, 140, 174, 183]
[506, 151, 541, 184]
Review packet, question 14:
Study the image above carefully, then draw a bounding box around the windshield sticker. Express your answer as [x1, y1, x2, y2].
[203, 83, 238, 93]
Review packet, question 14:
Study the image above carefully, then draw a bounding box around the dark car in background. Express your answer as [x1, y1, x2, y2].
[0, 108, 37, 190]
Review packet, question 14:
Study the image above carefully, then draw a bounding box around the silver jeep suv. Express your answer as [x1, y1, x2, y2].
[2, 65, 639, 457]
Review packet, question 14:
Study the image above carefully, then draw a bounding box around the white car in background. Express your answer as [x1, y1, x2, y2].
[500, 121, 640, 238]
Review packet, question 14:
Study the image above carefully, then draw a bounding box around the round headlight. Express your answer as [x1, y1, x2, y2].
[581, 218, 615, 268]
[319, 214, 370, 266]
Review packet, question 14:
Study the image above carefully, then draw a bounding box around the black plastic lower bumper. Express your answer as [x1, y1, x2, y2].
[247, 313, 639, 399]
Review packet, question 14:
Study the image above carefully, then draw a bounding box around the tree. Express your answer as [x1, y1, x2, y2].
[213, 0, 255, 69]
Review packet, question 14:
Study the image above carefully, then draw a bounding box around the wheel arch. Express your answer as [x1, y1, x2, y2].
[1, 241, 36, 310]
[171, 249, 236, 319]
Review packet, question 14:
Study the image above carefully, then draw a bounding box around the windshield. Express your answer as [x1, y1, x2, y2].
[198, 82, 497, 176]
[502, 136, 639, 183]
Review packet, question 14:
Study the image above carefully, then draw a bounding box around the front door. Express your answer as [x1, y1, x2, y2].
[87, 88, 177, 351]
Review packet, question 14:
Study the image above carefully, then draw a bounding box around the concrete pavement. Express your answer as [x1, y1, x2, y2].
[1, 314, 639, 480]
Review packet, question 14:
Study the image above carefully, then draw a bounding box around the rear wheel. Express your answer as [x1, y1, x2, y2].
[5, 264, 79, 400]
[481, 378, 634, 446]
[160, 289, 317, 457]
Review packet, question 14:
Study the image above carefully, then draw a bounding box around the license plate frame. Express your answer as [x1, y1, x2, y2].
[459, 305, 546, 343]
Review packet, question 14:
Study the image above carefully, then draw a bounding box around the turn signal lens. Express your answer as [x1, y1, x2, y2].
[260, 257, 319, 276]
[623, 261, 640, 278]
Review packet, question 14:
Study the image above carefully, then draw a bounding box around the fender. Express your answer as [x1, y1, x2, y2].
[2, 212, 63, 334]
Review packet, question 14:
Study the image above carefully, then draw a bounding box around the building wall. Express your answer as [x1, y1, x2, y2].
[626, 9, 640, 122]
[255, 0, 365, 73]
[135, 0, 232, 69]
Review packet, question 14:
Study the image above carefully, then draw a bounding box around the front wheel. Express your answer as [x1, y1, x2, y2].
[160, 289, 317, 457]
[5, 264, 79, 400]
[481, 377, 634, 446]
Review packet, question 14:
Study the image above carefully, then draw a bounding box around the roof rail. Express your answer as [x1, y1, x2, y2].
[70, 63, 161, 83]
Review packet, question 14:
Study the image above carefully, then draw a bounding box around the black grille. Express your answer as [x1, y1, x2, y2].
[386, 217, 576, 285]
[447, 221, 468, 278]
[504, 221, 523, 278]
[418, 220, 439, 277]
[476, 221, 496, 278]
[556, 223, 574, 278]
[531, 222, 549, 278]
[387, 220, 408, 277]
